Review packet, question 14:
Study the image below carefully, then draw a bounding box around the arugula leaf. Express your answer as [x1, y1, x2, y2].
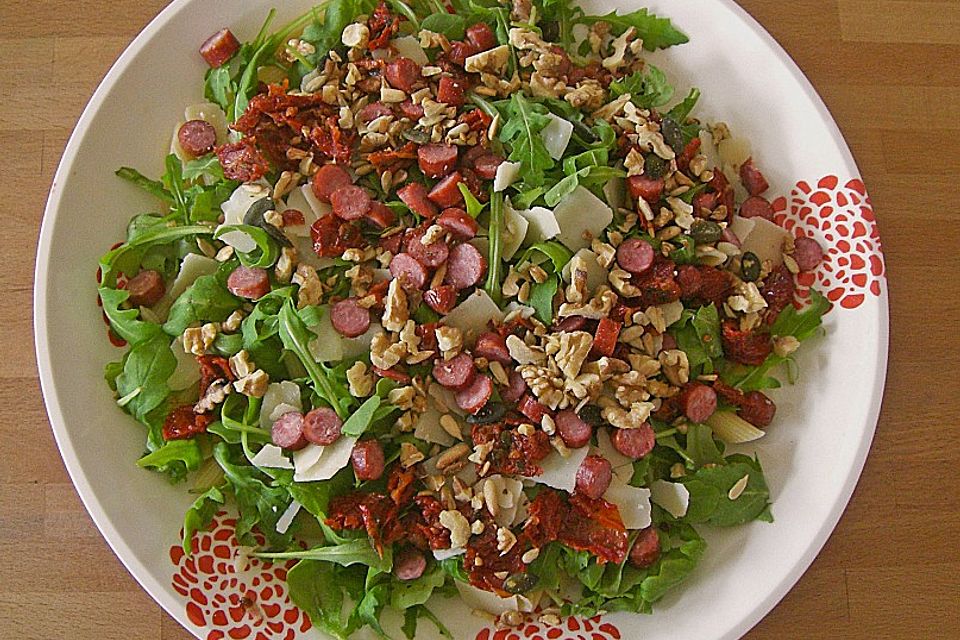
[354, 579, 390, 638]
[682, 455, 772, 526]
[115, 166, 174, 203]
[484, 190, 504, 305]
[609, 65, 674, 108]
[287, 560, 352, 640]
[162, 154, 189, 222]
[544, 165, 625, 207]
[99, 224, 212, 287]
[255, 539, 392, 572]
[213, 442, 293, 546]
[182, 155, 225, 182]
[278, 300, 347, 418]
[529, 274, 558, 324]
[519, 240, 573, 273]
[421, 13, 466, 39]
[577, 8, 689, 51]
[671, 305, 721, 372]
[98, 287, 164, 345]
[214, 224, 279, 268]
[137, 438, 203, 474]
[638, 523, 706, 603]
[163, 274, 241, 337]
[498, 93, 555, 187]
[204, 66, 235, 113]
[115, 334, 176, 421]
[683, 422, 724, 468]
[341, 396, 382, 437]
[391, 565, 446, 609]
[667, 88, 701, 123]
[182, 486, 224, 554]
[457, 182, 485, 218]
[439, 556, 469, 582]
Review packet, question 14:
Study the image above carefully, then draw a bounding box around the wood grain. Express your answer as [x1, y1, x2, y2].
[2, 1, 957, 638]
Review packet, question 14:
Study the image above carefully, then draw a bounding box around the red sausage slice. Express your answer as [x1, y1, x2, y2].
[423, 285, 458, 315]
[627, 175, 664, 204]
[330, 185, 372, 221]
[272, 411, 309, 450]
[330, 298, 371, 338]
[125, 269, 166, 307]
[629, 526, 661, 568]
[432, 352, 476, 389]
[428, 172, 465, 208]
[312, 164, 354, 204]
[403, 227, 449, 268]
[739, 158, 769, 196]
[397, 100, 424, 120]
[472, 154, 503, 180]
[518, 394, 551, 423]
[357, 101, 394, 124]
[394, 547, 427, 581]
[444, 243, 487, 289]
[227, 266, 270, 299]
[793, 236, 823, 272]
[398, 183, 440, 218]
[437, 207, 478, 239]
[351, 439, 385, 481]
[200, 28, 240, 68]
[611, 423, 656, 460]
[576, 454, 612, 500]
[739, 391, 777, 427]
[679, 382, 718, 424]
[178, 120, 217, 157]
[384, 57, 421, 92]
[389, 252, 428, 290]
[500, 369, 528, 404]
[555, 409, 593, 449]
[554, 316, 586, 332]
[474, 332, 511, 364]
[364, 201, 396, 229]
[617, 238, 656, 275]
[303, 407, 342, 446]
[418, 144, 459, 178]
[466, 23, 497, 51]
[739, 196, 774, 220]
[437, 76, 467, 107]
[592, 317, 621, 357]
[455, 374, 493, 414]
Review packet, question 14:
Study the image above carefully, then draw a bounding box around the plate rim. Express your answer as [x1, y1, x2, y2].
[32, 1, 890, 638]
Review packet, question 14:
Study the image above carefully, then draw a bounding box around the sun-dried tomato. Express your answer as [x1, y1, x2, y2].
[162, 405, 214, 441]
[559, 494, 629, 564]
[471, 423, 552, 477]
[721, 320, 772, 366]
[197, 355, 234, 397]
[367, 1, 399, 50]
[412, 495, 451, 550]
[465, 524, 526, 593]
[676, 137, 702, 173]
[522, 490, 565, 548]
[460, 108, 492, 132]
[760, 264, 795, 323]
[708, 168, 736, 217]
[634, 258, 682, 307]
[387, 464, 417, 506]
[459, 168, 490, 203]
[310, 215, 364, 258]
[215, 140, 270, 182]
[326, 492, 402, 556]
[678, 265, 733, 309]
[368, 141, 418, 169]
[309, 116, 355, 165]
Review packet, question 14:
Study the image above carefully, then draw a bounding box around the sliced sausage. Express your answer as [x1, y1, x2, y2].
[437, 207, 478, 240]
[500, 369, 528, 404]
[472, 153, 503, 180]
[437, 76, 467, 107]
[739, 158, 769, 196]
[555, 409, 593, 449]
[330, 185, 372, 221]
[428, 172, 465, 208]
[379, 232, 404, 255]
[302, 407, 343, 446]
[793, 236, 823, 272]
[518, 394, 551, 423]
[271, 411, 309, 450]
[432, 352, 476, 389]
[351, 439, 385, 481]
[627, 175, 664, 204]
[423, 285, 458, 315]
[611, 424, 655, 460]
[679, 382, 718, 424]
[384, 57, 421, 92]
[629, 526, 661, 568]
[200, 28, 240, 68]
[125, 269, 165, 307]
[177, 120, 217, 157]
[592, 317, 621, 357]
[330, 298, 371, 338]
[466, 23, 497, 51]
[311, 164, 354, 204]
[473, 332, 511, 364]
[447, 41, 479, 67]
[357, 101, 394, 124]
[394, 547, 427, 581]
[389, 253, 428, 290]
[617, 238, 656, 275]
[444, 243, 487, 289]
[576, 454, 612, 500]
[403, 226, 449, 267]
[721, 227, 741, 247]
[397, 182, 440, 218]
[364, 201, 396, 229]
[455, 374, 493, 414]
[554, 316, 586, 332]
[739, 196, 774, 220]
[227, 266, 270, 299]
[418, 144, 459, 178]
[739, 391, 776, 428]
[216, 141, 269, 183]
[397, 100, 424, 120]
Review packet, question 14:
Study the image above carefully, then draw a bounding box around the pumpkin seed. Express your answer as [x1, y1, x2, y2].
[690, 219, 722, 244]
[741, 251, 761, 282]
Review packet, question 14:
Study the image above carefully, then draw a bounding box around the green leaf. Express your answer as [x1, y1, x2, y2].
[287, 560, 351, 640]
[340, 396, 382, 437]
[439, 556, 469, 582]
[213, 442, 293, 546]
[255, 539, 392, 572]
[278, 300, 346, 418]
[182, 486, 225, 554]
[98, 287, 164, 346]
[115, 166, 174, 203]
[457, 182, 486, 218]
[137, 439, 203, 473]
[671, 305, 721, 372]
[99, 224, 213, 288]
[609, 65, 675, 108]
[529, 274, 558, 324]
[390, 565, 446, 609]
[638, 526, 706, 603]
[214, 224, 279, 268]
[421, 13, 466, 39]
[484, 190, 504, 305]
[116, 334, 176, 421]
[182, 155, 225, 182]
[577, 8, 689, 51]
[204, 66, 235, 112]
[683, 422, 724, 468]
[667, 88, 701, 123]
[163, 274, 241, 336]
[682, 456, 771, 526]
[519, 240, 573, 274]
[498, 93, 555, 187]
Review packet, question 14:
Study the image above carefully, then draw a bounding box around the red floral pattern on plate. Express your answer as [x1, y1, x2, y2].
[169, 512, 312, 640]
[771, 175, 884, 310]
[475, 614, 621, 640]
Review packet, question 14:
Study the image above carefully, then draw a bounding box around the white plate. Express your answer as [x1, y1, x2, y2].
[34, 1, 888, 639]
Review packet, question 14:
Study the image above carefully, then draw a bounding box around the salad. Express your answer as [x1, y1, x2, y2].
[98, 0, 830, 636]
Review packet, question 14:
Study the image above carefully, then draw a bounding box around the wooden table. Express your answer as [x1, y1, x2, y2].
[3, 0, 957, 638]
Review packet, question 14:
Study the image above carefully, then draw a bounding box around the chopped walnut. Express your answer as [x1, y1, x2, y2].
[435, 325, 464, 360]
[221, 309, 244, 334]
[558, 287, 617, 320]
[292, 264, 323, 308]
[551, 331, 593, 379]
[591, 239, 617, 269]
[564, 80, 605, 111]
[659, 349, 690, 387]
[229, 350, 255, 379]
[609, 267, 641, 298]
[233, 369, 270, 398]
[727, 281, 769, 314]
[183, 324, 217, 356]
[496, 527, 518, 555]
[381, 279, 409, 332]
[439, 509, 471, 549]
[400, 441, 425, 469]
[371, 331, 406, 370]
[388, 386, 418, 411]
[505, 335, 546, 365]
[602, 27, 635, 71]
[602, 401, 655, 430]
[194, 378, 232, 414]
[346, 361, 374, 397]
[773, 335, 801, 357]
[341, 23, 369, 48]
[275, 246, 297, 284]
